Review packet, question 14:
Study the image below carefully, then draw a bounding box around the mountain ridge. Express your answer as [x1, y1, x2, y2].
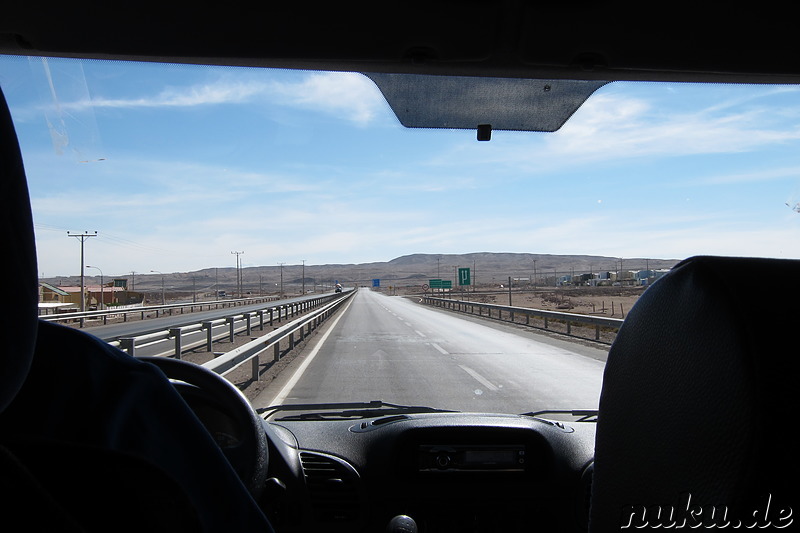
[45, 252, 681, 293]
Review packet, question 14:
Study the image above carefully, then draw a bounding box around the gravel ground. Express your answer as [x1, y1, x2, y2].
[435, 287, 644, 319]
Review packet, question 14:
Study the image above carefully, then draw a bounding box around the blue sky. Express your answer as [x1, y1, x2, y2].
[2, 55, 800, 278]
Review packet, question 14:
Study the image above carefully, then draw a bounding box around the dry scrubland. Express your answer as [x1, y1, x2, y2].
[404, 286, 645, 319]
[483, 288, 642, 319]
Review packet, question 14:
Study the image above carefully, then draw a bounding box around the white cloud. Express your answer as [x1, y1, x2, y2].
[111, 83, 262, 108]
[267, 72, 386, 126]
[431, 90, 800, 173]
[49, 72, 386, 126]
[551, 94, 799, 161]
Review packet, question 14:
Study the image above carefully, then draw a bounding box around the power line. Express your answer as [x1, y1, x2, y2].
[37, 223, 224, 259]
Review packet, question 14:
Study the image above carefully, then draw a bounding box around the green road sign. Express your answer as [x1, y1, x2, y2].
[429, 279, 442, 289]
[441, 280, 452, 289]
[458, 267, 471, 286]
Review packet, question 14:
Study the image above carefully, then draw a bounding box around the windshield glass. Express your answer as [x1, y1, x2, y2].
[2, 56, 799, 415]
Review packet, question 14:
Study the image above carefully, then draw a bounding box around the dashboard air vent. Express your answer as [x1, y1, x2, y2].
[299, 451, 361, 524]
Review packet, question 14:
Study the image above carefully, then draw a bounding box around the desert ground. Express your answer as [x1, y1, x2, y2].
[400, 285, 645, 320]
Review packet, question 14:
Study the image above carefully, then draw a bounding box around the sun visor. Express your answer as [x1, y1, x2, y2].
[364, 73, 609, 136]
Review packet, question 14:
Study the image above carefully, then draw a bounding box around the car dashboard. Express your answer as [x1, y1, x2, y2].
[259, 412, 596, 532]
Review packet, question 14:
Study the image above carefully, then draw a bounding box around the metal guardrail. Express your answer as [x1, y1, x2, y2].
[41, 295, 280, 327]
[203, 290, 356, 380]
[112, 291, 352, 359]
[420, 296, 624, 343]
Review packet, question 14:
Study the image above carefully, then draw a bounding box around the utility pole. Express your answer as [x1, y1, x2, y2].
[128, 271, 136, 305]
[150, 270, 165, 305]
[231, 251, 244, 297]
[473, 259, 476, 293]
[437, 256, 441, 297]
[302, 259, 306, 295]
[278, 263, 285, 297]
[67, 231, 97, 322]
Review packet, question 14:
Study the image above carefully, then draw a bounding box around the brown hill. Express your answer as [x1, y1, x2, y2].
[47, 252, 680, 297]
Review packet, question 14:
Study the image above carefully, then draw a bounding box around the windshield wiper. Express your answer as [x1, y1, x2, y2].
[520, 409, 598, 422]
[258, 400, 457, 421]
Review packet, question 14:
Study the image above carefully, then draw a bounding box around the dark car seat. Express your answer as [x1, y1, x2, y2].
[0, 87, 273, 532]
[590, 255, 797, 530]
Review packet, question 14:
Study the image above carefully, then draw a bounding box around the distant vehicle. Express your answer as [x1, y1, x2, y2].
[335, 283, 343, 293]
[217, 290, 226, 298]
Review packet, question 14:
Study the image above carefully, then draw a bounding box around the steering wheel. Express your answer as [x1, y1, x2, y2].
[139, 357, 268, 500]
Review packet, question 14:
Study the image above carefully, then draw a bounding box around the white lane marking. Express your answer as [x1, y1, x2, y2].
[415, 330, 426, 338]
[267, 296, 355, 406]
[431, 343, 449, 355]
[459, 364, 499, 392]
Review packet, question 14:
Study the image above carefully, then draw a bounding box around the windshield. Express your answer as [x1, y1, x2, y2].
[2, 56, 799, 415]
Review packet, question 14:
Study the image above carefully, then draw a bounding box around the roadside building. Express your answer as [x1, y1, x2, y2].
[48, 285, 129, 309]
[86, 285, 127, 308]
[635, 270, 654, 285]
[634, 269, 672, 286]
[39, 282, 70, 303]
[38, 282, 74, 315]
[50, 285, 88, 308]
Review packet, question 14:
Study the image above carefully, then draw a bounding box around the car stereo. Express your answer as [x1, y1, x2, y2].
[418, 444, 526, 472]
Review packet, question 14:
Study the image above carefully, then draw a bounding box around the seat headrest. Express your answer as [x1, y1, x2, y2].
[0, 87, 39, 413]
[590, 255, 798, 530]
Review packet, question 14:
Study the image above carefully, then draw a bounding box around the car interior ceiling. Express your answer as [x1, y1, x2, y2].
[1, 5, 798, 532]
[3, 5, 800, 83]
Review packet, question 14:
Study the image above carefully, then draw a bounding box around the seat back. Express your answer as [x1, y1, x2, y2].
[590, 256, 797, 530]
[1, 439, 201, 532]
[0, 87, 38, 414]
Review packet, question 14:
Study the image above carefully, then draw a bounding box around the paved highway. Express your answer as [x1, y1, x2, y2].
[255, 289, 606, 414]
